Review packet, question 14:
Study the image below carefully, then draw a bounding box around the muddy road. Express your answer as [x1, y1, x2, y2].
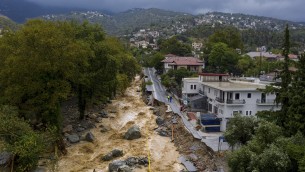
[56, 76, 184, 172]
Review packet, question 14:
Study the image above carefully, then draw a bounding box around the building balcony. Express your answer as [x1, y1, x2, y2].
[256, 99, 276, 105]
[215, 97, 245, 105]
[215, 97, 225, 103]
[227, 99, 246, 104]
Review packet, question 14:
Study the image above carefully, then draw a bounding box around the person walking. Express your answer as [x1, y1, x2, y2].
[170, 96, 172, 103]
[167, 95, 170, 102]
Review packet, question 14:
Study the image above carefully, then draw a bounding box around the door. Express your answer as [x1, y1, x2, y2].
[261, 93, 266, 103]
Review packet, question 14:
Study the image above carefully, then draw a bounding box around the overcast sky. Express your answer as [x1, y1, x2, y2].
[26, 0, 305, 22]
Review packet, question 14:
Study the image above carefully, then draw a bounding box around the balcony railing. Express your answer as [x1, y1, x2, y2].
[256, 99, 275, 104]
[215, 97, 245, 104]
[227, 99, 246, 104]
[215, 97, 225, 103]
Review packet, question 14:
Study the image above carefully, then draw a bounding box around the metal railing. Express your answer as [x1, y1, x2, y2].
[227, 99, 246, 104]
[215, 97, 245, 104]
[256, 99, 275, 104]
[215, 97, 225, 103]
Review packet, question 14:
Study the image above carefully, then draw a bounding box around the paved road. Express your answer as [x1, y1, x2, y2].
[144, 67, 201, 139]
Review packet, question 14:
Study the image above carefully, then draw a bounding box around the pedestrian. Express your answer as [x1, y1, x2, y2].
[167, 95, 170, 102]
[170, 96, 172, 103]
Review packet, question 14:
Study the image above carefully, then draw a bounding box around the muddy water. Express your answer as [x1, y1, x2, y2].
[56, 76, 184, 172]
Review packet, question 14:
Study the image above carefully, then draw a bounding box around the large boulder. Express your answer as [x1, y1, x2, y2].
[67, 133, 80, 143]
[124, 125, 141, 140]
[108, 160, 126, 172]
[156, 117, 165, 125]
[102, 149, 124, 161]
[0, 151, 12, 166]
[85, 132, 95, 142]
[118, 165, 132, 172]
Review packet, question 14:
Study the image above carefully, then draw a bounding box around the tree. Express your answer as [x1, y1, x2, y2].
[207, 27, 243, 50]
[0, 20, 90, 127]
[224, 114, 258, 147]
[274, 24, 292, 128]
[228, 120, 290, 172]
[286, 53, 305, 135]
[207, 42, 239, 73]
[159, 36, 192, 56]
[0, 106, 45, 172]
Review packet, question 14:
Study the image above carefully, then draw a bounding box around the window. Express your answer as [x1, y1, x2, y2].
[190, 85, 193, 89]
[246, 110, 252, 116]
[235, 93, 240, 100]
[247, 93, 251, 98]
[194, 85, 196, 89]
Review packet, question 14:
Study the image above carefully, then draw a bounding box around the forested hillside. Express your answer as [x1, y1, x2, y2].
[0, 20, 140, 171]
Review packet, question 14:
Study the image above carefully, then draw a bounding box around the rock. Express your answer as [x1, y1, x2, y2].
[111, 149, 123, 157]
[102, 153, 114, 161]
[158, 130, 169, 137]
[99, 110, 109, 118]
[125, 157, 138, 167]
[156, 117, 165, 125]
[189, 153, 199, 161]
[80, 120, 96, 129]
[124, 125, 141, 140]
[67, 134, 80, 143]
[118, 165, 132, 172]
[85, 132, 95, 142]
[153, 109, 160, 116]
[96, 117, 102, 123]
[108, 160, 126, 172]
[138, 157, 149, 166]
[102, 149, 123, 161]
[149, 107, 155, 110]
[62, 125, 73, 133]
[76, 127, 85, 132]
[88, 113, 97, 119]
[0, 151, 12, 166]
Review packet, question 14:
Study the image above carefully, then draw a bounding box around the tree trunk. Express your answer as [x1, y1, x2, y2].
[78, 85, 86, 120]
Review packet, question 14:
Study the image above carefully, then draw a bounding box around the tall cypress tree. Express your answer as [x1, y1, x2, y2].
[276, 24, 291, 128]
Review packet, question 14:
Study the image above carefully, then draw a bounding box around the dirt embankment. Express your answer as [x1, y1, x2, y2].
[150, 102, 224, 171]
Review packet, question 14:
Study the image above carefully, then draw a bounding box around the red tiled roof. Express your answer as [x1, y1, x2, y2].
[161, 56, 204, 66]
[199, 73, 229, 76]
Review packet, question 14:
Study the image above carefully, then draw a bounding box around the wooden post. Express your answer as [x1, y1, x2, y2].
[10, 154, 14, 172]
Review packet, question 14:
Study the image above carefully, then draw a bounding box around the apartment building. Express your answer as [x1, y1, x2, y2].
[182, 73, 280, 131]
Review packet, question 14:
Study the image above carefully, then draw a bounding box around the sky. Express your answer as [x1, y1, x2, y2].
[26, 0, 305, 22]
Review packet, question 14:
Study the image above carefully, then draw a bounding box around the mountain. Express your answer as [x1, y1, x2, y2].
[0, 14, 19, 30]
[41, 9, 305, 36]
[41, 8, 194, 35]
[0, 0, 88, 23]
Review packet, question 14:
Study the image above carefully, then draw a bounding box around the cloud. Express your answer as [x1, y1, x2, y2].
[25, 0, 305, 21]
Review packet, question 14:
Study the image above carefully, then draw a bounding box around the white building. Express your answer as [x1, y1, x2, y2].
[182, 73, 281, 131]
